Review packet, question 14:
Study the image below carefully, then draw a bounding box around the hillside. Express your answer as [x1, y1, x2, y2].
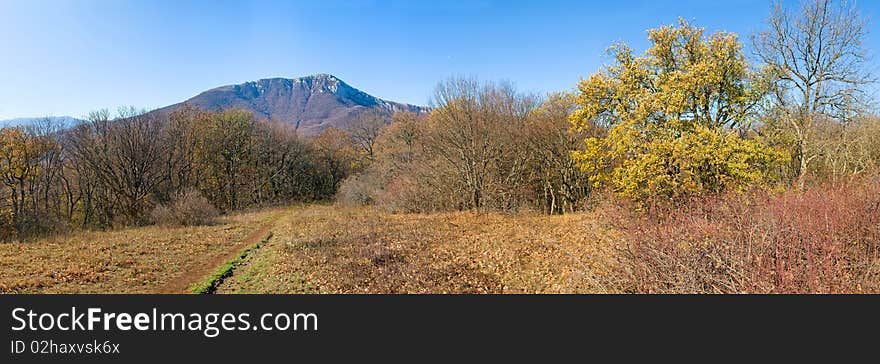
[156, 73, 428, 136]
[0, 116, 85, 127]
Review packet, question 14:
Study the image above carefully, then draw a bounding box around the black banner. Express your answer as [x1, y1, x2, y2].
[2, 295, 878, 362]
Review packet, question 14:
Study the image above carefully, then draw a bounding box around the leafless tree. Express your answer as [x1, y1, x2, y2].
[348, 110, 388, 164]
[425, 77, 537, 210]
[524, 93, 597, 214]
[753, 0, 874, 187]
[69, 108, 167, 225]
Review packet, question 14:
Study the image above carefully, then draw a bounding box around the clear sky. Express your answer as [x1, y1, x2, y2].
[1, 0, 878, 120]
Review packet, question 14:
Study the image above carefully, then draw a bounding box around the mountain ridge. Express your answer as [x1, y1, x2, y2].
[156, 73, 428, 135]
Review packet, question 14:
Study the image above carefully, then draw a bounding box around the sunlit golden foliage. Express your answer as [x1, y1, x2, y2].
[571, 19, 787, 204]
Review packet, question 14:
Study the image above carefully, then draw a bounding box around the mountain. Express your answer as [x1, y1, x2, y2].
[157, 73, 428, 136]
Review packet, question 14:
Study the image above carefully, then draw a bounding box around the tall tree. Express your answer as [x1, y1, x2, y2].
[0, 126, 51, 236]
[426, 77, 537, 210]
[69, 108, 167, 224]
[311, 127, 361, 198]
[194, 109, 255, 211]
[571, 19, 786, 204]
[525, 93, 596, 214]
[753, 0, 873, 187]
[348, 110, 388, 164]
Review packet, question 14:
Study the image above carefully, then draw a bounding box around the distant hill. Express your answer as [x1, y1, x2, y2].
[156, 73, 428, 136]
[0, 116, 85, 127]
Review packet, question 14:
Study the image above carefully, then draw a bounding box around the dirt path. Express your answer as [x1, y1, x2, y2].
[158, 213, 282, 294]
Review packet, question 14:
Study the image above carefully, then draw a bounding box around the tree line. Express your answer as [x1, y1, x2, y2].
[340, 0, 878, 211]
[1, 0, 876, 240]
[0, 106, 360, 240]
[338, 84, 595, 214]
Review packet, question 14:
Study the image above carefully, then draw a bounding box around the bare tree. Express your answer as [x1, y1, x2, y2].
[753, 0, 874, 187]
[0, 126, 43, 237]
[348, 110, 388, 164]
[525, 93, 597, 214]
[30, 118, 67, 218]
[159, 106, 202, 201]
[425, 77, 537, 210]
[377, 111, 423, 172]
[69, 108, 168, 225]
[194, 109, 255, 211]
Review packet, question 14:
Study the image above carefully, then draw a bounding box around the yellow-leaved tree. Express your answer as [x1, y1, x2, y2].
[570, 19, 789, 204]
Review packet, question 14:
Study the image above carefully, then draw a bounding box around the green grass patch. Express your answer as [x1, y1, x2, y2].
[219, 236, 316, 294]
[189, 231, 273, 294]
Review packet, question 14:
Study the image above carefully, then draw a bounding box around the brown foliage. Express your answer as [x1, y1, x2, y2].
[0, 106, 359, 241]
[338, 80, 596, 214]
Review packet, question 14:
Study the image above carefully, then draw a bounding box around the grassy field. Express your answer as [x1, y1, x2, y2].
[217, 205, 620, 294]
[4, 187, 878, 294]
[0, 204, 622, 294]
[0, 207, 284, 293]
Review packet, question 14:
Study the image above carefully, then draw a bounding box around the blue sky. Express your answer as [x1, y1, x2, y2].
[0, 0, 878, 120]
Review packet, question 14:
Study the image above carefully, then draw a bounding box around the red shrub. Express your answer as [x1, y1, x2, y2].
[610, 177, 880, 293]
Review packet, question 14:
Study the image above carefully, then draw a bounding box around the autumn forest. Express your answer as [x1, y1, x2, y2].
[1, 0, 878, 294]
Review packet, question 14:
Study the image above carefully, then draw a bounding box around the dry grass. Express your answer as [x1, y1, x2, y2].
[6, 180, 877, 294]
[0, 207, 282, 293]
[219, 205, 620, 293]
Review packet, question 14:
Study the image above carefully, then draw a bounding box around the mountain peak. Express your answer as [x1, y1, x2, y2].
[309, 73, 337, 80]
[161, 74, 427, 136]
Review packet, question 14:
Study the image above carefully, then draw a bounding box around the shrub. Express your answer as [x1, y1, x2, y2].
[151, 190, 219, 226]
[150, 205, 176, 226]
[336, 171, 381, 206]
[375, 171, 450, 213]
[606, 176, 880, 293]
[0, 211, 71, 242]
[810, 115, 880, 181]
